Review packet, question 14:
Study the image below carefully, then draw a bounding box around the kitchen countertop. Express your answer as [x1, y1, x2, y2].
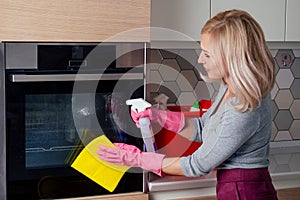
[148, 141, 300, 200]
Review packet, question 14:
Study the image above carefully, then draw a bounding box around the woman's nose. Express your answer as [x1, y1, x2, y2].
[198, 52, 204, 64]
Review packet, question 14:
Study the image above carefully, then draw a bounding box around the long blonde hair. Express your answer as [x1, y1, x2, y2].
[201, 9, 275, 112]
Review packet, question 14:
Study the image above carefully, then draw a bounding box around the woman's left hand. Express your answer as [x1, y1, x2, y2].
[97, 143, 165, 176]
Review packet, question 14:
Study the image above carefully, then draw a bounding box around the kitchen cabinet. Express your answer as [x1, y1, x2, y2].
[151, 0, 210, 41]
[211, 0, 286, 41]
[0, 0, 150, 42]
[286, 0, 300, 41]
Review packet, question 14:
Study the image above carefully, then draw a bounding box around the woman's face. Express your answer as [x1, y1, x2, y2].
[198, 33, 222, 80]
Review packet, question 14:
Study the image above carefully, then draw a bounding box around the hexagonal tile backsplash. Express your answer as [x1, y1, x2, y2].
[148, 48, 300, 142]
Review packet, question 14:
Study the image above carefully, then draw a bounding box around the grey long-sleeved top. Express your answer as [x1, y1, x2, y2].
[180, 83, 272, 177]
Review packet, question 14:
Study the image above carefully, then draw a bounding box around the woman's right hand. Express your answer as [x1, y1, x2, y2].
[130, 108, 153, 128]
[130, 107, 185, 133]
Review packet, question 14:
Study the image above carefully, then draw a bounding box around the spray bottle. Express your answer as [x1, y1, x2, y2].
[126, 98, 157, 152]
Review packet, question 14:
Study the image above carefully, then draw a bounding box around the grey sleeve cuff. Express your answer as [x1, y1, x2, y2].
[180, 156, 208, 177]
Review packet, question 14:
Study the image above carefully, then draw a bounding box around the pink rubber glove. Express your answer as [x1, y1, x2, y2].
[130, 107, 185, 133]
[97, 143, 165, 176]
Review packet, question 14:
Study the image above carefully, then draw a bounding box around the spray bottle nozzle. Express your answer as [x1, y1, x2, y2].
[126, 98, 151, 113]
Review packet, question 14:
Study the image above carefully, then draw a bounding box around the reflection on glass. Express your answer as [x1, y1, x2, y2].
[25, 94, 79, 169]
[25, 93, 137, 169]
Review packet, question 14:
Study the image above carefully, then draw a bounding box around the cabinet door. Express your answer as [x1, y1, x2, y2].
[286, 0, 300, 41]
[151, 0, 210, 41]
[0, 0, 150, 42]
[211, 0, 285, 41]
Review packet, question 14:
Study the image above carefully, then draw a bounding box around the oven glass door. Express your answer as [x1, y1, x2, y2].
[6, 73, 144, 199]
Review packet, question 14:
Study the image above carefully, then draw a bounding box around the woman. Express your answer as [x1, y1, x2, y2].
[97, 9, 278, 199]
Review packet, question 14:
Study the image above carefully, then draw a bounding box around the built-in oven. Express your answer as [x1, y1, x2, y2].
[0, 42, 147, 199]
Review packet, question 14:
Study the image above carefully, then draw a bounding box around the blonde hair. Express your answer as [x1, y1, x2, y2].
[200, 9, 275, 112]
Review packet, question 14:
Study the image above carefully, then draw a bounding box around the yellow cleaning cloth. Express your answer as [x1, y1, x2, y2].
[71, 135, 130, 192]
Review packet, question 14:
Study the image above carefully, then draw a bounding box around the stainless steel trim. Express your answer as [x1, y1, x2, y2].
[6, 43, 38, 70]
[0, 42, 7, 199]
[5, 42, 120, 70]
[10, 73, 144, 82]
[148, 174, 216, 192]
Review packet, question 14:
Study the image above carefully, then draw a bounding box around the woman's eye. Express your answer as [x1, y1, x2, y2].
[205, 54, 210, 58]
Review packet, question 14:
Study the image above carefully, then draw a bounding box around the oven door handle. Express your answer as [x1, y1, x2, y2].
[9, 73, 144, 82]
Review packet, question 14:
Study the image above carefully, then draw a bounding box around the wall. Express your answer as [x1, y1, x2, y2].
[148, 46, 300, 142]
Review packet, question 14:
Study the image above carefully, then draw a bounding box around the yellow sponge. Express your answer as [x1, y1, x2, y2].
[71, 135, 130, 192]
